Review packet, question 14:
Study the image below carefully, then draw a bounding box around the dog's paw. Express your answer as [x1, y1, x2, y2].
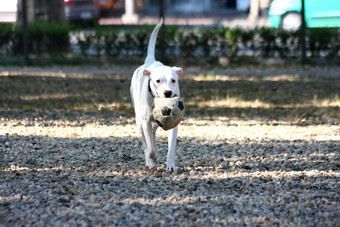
[146, 158, 155, 168]
[166, 162, 177, 173]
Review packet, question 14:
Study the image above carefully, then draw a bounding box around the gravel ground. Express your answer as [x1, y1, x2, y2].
[1, 110, 339, 226]
[1, 67, 339, 226]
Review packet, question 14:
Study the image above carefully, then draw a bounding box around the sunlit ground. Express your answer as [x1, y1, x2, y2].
[0, 70, 339, 225]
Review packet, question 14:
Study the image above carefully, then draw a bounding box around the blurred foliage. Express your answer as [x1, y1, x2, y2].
[9, 22, 70, 56]
[0, 22, 339, 62]
[0, 23, 13, 51]
[308, 28, 340, 57]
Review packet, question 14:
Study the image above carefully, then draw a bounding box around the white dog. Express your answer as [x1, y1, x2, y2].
[130, 18, 183, 172]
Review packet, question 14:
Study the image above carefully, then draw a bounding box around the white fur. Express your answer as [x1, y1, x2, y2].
[130, 18, 183, 172]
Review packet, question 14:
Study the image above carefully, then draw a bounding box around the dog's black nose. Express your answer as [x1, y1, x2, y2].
[164, 90, 172, 98]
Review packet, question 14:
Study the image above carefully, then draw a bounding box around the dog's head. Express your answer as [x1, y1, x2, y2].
[144, 65, 183, 98]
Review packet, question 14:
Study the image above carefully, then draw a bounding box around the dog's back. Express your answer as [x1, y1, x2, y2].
[130, 19, 164, 119]
[130, 18, 164, 104]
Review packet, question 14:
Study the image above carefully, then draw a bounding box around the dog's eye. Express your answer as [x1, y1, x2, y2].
[156, 79, 161, 83]
[171, 79, 176, 83]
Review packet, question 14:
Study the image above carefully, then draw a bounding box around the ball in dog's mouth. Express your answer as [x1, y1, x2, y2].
[152, 96, 185, 131]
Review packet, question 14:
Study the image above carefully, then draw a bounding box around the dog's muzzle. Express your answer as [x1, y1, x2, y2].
[164, 90, 172, 98]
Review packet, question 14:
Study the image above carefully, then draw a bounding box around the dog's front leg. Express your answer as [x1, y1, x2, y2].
[141, 120, 157, 167]
[166, 125, 178, 172]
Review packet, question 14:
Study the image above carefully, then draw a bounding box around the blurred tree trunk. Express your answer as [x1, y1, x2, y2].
[43, 0, 65, 22]
[248, 0, 260, 21]
[248, 0, 272, 21]
[17, 0, 65, 23]
[159, 0, 165, 62]
[301, 0, 306, 64]
[22, 0, 30, 65]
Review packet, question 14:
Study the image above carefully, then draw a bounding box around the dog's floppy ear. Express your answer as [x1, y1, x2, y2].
[143, 69, 151, 77]
[172, 66, 183, 77]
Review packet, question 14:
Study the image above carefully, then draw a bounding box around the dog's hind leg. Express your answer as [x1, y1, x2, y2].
[141, 120, 157, 167]
[140, 129, 155, 168]
[136, 118, 154, 167]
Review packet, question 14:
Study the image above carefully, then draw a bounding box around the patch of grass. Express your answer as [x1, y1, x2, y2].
[121, 153, 134, 162]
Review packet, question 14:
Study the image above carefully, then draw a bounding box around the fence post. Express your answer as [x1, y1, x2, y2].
[301, 0, 306, 64]
[22, 0, 30, 65]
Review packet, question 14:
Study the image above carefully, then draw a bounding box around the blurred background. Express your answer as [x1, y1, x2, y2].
[2, 0, 339, 27]
[0, 0, 271, 26]
[0, 0, 339, 65]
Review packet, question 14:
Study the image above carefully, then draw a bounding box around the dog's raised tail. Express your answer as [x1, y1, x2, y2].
[145, 18, 163, 64]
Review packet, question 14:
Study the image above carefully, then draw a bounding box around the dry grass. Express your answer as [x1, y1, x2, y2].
[0, 71, 339, 123]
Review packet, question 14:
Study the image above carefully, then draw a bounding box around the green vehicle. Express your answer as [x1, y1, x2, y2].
[268, 0, 340, 30]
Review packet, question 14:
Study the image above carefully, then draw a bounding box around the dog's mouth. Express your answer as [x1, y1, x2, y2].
[162, 94, 178, 99]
